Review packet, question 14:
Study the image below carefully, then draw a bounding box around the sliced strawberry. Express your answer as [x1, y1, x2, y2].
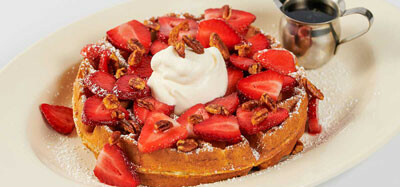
[204, 8, 256, 33]
[307, 97, 322, 135]
[94, 144, 140, 187]
[247, 33, 270, 57]
[150, 40, 169, 55]
[253, 49, 297, 75]
[82, 96, 128, 126]
[196, 19, 241, 49]
[113, 75, 151, 100]
[107, 20, 151, 51]
[81, 44, 102, 61]
[229, 54, 256, 71]
[207, 92, 239, 114]
[84, 71, 116, 98]
[133, 97, 174, 124]
[39, 104, 74, 134]
[177, 104, 210, 137]
[158, 16, 198, 41]
[193, 115, 241, 143]
[98, 50, 112, 73]
[237, 107, 289, 135]
[127, 55, 153, 79]
[226, 68, 244, 96]
[237, 70, 284, 101]
[282, 75, 298, 91]
[138, 112, 188, 153]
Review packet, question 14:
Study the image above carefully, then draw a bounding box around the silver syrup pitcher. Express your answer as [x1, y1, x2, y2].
[274, 0, 374, 69]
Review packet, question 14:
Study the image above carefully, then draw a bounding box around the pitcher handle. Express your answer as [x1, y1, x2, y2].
[338, 7, 374, 45]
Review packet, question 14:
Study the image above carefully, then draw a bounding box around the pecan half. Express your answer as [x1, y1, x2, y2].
[111, 110, 125, 120]
[128, 77, 146, 90]
[143, 20, 160, 31]
[115, 67, 127, 79]
[127, 39, 146, 54]
[127, 50, 142, 66]
[121, 119, 140, 134]
[174, 40, 186, 58]
[251, 108, 269, 125]
[260, 93, 277, 112]
[248, 63, 262, 75]
[209, 32, 230, 60]
[154, 120, 173, 132]
[291, 140, 304, 155]
[241, 100, 261, 111]
[108, 131, 121, 145]
[234, 42, 251, 57]
[300, 78, 324, 100]
[182, 35, 204, 54]
[103, 94, 120, 110]
[177, 139, 198, 152]
[188, 114, 204, 125]
[205, 104, 229, 115]
[136, 98, 155, 111]
[221, 5, 232, 20]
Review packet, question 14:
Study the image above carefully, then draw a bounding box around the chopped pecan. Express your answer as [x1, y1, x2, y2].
[108, 131, 121, 145]
[260, 93, 277, 112]
[110, 52, 119, 63]
[177, 139, 198, 152]
[221, 5, 232, 20]
[291, 140, 304, 155]
[209, 32, 230, 60]
[111, 110, 125, 120]
[127, 50, 142, 66]
[182, 13, 204, 21]
[234, 42, 251, 57]
[251, 108, 269, 125]
[248, 63, 262, 75]
[103, 94, 120, 110]
[245, 26, 261, 39]
[136, 98, 155, 111]
[128, 77, 146, 90]
[182, 35, 204, 54]
[241, 100, 261, 111]
[188, 114, 204, 125]
[205, 104, 229, 115]
[143, 20, 160, 31]
[127, 39, 146, 54]
[154, 120, 173, 132]
[121, 119, 140, 134]
[115, 67, 127, 79]
[300, 78, 324, 100]
[174, 40, 186, 58]
[168, 21, 189, 45]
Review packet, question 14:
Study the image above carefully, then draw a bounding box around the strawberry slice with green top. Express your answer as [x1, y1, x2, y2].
[237, 70, 284, 101]
[113, 74, 151, 100]
[84, 71, 116, 98]
[39, 104, 75, 135]
[150, 40, 169, 55]
[236, 107, 289, 135]
[82, 96, 128, 126]
[193, 115, 242, 143]
[225, 68, 243, 96]
[307, 97, 322, 135]
[138, 112, 188, 153]
[158, 16, 199, 41]
[127, 55, 153, 79]
[253, 49, 297, 75]
[207, 92, 239, 114]
[94, 144, 140, 187]
[133, 97, 175, 124]
[196, 19, 241, 49]
[177, 104, 210, 137]
[229, 54, 256, 71]
[204, 8, 256, 34]
[247, 33, 270, 57]
[107, 20, 151, 51]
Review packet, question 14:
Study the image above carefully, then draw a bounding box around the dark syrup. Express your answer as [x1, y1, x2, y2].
[283, 2, 337, 23]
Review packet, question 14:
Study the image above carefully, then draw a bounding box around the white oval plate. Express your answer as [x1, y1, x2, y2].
[1, 0, 399, 186]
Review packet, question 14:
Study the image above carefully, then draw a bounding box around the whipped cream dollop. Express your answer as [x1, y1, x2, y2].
[147, 46, 228, 114]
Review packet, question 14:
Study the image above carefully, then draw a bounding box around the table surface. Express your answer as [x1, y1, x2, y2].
[1, 0, 399, 186]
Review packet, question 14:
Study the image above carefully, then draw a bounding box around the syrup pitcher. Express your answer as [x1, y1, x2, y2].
[274, 0, 374, 69]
